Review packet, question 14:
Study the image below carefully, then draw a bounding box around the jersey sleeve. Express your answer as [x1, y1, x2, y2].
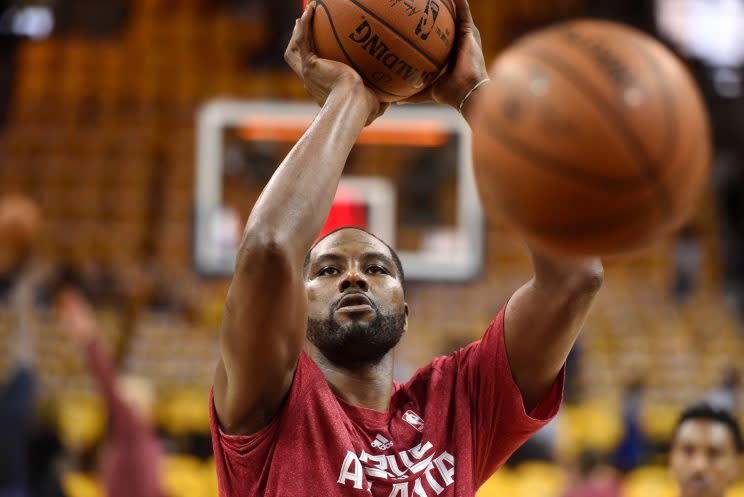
[209, 352, 311, 494]
[457, 304, 564, 486]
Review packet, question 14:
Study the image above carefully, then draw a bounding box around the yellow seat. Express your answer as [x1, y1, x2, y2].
[730, 483, 744, 497]
[157, 388, 210, 436]
[622, 467, 676, 497]
[57, 392, 105, 451]
[557, 401, 622, 459]
[642, 404, 679, 444]
[204, 458, 219, 497]
[477, 468, 517, 497]
[163, 454, 211, 497]
[514, 462, 566, 497]
[62, 472, 102, 497]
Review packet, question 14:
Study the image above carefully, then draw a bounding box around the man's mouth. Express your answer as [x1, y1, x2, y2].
[336, 293, 374, 313]
[684, 477, 711, 493]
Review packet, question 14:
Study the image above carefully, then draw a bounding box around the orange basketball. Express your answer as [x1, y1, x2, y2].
[471, 20, 711, 257]
[0, 194, 42, 251]
[311, 0, 456, 102]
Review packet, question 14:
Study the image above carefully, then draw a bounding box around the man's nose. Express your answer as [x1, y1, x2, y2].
[339, 270, 369, 292]
[689, 452, 710, 474]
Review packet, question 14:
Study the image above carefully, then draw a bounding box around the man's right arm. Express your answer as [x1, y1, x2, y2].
[213, 5, 384, 435]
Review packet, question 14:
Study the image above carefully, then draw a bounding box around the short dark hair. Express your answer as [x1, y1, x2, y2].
[672, 403, 744, 454]
[303, 227, 405, 291]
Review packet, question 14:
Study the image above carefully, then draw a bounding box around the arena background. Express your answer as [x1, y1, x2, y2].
[0, 0, 743, 496]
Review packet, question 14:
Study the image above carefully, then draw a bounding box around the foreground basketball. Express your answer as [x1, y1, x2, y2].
[312, 0, 456, 102]
[471, 20, 711, 257]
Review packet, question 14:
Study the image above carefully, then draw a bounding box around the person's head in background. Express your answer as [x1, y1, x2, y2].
[0, 193, 42, 276]
[670, 403, 742, 497]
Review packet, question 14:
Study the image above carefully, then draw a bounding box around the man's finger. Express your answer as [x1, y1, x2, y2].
[284, 19, 305, 73]
[297, 2, 316, 61]
[285, 5, 314, 75]
[396, 88, 433, 105]
[452, 0, 474, 28]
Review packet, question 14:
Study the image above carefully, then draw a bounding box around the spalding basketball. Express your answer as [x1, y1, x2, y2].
[471, 20, 711, 257]
[311, 0, 456, 102]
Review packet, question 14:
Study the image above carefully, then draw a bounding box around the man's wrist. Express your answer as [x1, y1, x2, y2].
[329, 78, 377, 118]
[459, 78, 490, 120]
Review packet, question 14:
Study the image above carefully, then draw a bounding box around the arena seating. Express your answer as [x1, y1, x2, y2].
[1, 0, 742, 495]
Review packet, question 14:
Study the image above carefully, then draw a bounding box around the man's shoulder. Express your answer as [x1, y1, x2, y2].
[398, 351, 465, 401]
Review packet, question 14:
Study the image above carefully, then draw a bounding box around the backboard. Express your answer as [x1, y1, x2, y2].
[194, 100, 484, 281]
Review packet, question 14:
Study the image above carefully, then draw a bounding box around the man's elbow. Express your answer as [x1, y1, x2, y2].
[567, 260, 604, 295]
[235, 230, 294, 274]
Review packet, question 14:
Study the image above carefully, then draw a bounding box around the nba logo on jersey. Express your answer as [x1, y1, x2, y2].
[402, 410, 425, 432]
[370, 434, 393, 450]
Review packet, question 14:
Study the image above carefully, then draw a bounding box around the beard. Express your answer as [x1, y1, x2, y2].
[307, 305, 406, 369]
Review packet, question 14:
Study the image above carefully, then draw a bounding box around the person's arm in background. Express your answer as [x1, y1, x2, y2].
[9, 271, 37, 369]
[405, 0, 604, 412]
[57, 289, 135, 428]
[213, 4, 386, 436]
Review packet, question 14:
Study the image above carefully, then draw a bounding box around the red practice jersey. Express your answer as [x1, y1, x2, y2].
[209, 305, 564, 496]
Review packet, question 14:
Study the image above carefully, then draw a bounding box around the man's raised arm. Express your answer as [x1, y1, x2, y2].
[446, 0, 604, 413]
[213, 5, 385, 435]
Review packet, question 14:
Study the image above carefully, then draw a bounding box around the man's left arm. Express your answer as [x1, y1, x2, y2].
[503, 250, 603, 412]
[410, 0, 604, 413]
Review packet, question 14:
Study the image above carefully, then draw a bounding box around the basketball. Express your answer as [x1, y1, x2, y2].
[470, 20, 712, 257]
[311, 0, 456, 102]
[0, 194, 42, 252]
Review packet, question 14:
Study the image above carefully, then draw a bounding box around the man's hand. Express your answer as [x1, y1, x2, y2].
[57, 288, 98, 345]
[284, 3, 388, 125]
[398, 0, 489, 112]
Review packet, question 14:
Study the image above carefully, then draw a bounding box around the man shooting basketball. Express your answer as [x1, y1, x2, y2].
[209, 1, 604, 495]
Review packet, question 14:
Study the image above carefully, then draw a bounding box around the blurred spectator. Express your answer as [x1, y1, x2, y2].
[27, 415, 66, 497]
[0, 271, 38, 497]
[561, 451, 621, 497]
[671, 226, 703, 303]
[708, 367, 741, 414]
[57, 289, 164, 497]
[0, 195, 50, 497]
[670, 403, 743, 497]
[614, 378, 651, 473]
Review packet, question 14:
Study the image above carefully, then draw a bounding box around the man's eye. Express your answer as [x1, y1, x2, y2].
[366, 265, 388, 275]
[318, 267, 340, 276]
